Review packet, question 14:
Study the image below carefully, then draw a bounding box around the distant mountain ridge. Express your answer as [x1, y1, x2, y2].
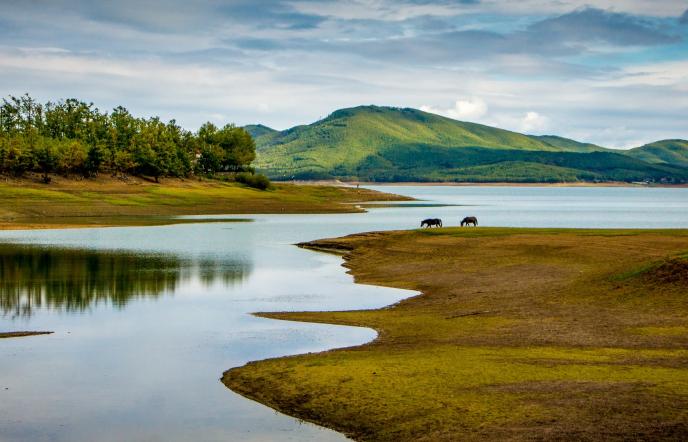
[248, 105, 687, 183]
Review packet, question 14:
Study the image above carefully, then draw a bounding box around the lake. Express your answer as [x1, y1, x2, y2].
[1, 185, 687, 441]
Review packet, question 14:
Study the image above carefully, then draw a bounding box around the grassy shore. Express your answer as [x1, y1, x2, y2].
[0, 175, 409, 229]
[224, 228, 688, 441]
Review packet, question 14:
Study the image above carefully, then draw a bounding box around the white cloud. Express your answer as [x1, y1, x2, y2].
[603, 60, 688, 90]
[289, 0, 687, 20]
[288, 0, 473, 21]
[520, 111, 549, 133]
[479, 0, 687, 17]
[420, 98, 488, 122]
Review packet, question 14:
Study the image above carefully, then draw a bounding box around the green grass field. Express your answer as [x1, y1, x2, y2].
[0, 175, 409, 229]
[224, 228, 688, 441]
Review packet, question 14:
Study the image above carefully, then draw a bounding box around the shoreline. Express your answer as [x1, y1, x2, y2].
[274, 179, 688, 188]
[0, 177, 411, 230]
[361, 181, 688, 188]
[0, 331, 53, 339]
[223, 227, 688, 441]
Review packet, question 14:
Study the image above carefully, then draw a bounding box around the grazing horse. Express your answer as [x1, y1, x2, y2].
[421, 218, 442, 228]
[461, 216, 478, 227]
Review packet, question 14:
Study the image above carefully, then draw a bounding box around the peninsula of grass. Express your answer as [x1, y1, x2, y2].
[0, 175, 409, 229]
[224, 227, 688, 441]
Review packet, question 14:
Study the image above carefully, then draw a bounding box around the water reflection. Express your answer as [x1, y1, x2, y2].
[0, 244, 252, 318]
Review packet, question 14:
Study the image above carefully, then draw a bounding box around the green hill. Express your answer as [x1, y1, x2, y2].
[244, 124, 278, 139]
[529, 135, 610, 153]
[251, 106, 688, 183]
[626, 140, 688, 168]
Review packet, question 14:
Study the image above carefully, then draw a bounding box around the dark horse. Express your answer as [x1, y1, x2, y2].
[421, 218, 442, 228]
[461, 216, 478, 227]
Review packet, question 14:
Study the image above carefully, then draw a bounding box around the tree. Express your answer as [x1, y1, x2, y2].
[33, 138, 58, 183]
[56, 139, 87, 175]
[197, 122, 256, 172]
[84, 144, 105, 177]
[0, 94, 259, 181]
[196, 144, 224, 175]
[215, 124, 256, 172]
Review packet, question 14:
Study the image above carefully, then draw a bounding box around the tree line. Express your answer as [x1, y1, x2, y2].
[0, 94, 257, 182]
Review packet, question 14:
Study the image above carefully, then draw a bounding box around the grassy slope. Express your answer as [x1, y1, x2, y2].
[253, 106, 688, 182]
[627, 140, 688, 167]
[244, 124, 278, 139]
[0, 175, 409, 229]
[224, 228, 688, 441]
[530, 135, 611, 153]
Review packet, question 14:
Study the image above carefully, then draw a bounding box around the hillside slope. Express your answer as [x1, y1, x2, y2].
[252, 106, 687, 183]
[244, 124, 277, 139]
[529, 135, 611, 153]
[626, 140, 688, 168]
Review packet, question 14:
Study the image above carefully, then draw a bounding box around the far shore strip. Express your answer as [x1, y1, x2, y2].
[0, 331, 54, 339]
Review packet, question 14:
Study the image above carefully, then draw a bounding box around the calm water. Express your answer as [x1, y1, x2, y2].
[1, 186, 687, 441]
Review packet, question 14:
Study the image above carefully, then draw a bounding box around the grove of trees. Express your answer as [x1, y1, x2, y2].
[0, 94, 257, 182]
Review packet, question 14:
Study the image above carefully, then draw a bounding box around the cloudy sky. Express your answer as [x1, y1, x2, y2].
[1, 0, 687, 148]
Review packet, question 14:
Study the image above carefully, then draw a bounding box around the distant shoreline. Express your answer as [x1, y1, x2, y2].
[278, 180, 688, 188]
[0, 331, 53, 339]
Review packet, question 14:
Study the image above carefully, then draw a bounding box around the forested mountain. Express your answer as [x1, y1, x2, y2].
[252, 106, 687, 183]
[626, 140, 688, 168]
[0, 94, 257, 182]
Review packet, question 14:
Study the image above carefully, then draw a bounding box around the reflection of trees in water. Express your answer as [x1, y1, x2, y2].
[0, 245, 252, 318]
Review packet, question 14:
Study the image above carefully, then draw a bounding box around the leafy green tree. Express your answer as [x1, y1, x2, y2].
[196, 145, 224, 175]
[55, 139, 87, 175]
[84, 144, 105, 177]
[215, 124, 256, 171]
[113, 150, 135, 176]
[33, 138, 58, 183]
[0, 94, 259, 182]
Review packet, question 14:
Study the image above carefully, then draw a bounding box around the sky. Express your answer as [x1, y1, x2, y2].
[1, 0, 687, 149]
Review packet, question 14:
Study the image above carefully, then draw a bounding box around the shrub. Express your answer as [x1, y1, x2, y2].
[235, 172, 271, 190]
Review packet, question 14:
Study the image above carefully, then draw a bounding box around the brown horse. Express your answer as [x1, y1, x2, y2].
[421, 218, 442, 228]
[461, 216, 478, 227]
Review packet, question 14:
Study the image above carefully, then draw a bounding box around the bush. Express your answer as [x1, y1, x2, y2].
[235, 172, 271, 190]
